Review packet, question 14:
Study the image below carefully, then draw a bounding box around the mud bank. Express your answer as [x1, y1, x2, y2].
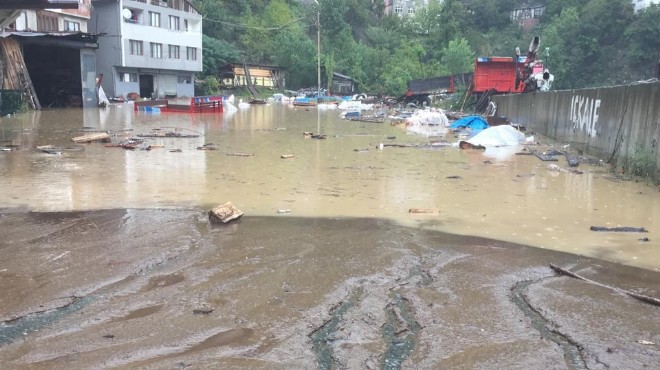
[0, 209, 658, 369]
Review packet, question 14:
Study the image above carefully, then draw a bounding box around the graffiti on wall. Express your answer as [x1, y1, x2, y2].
[570, 94, 601, 138]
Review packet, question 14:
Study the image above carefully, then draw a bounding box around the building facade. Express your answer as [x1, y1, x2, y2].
[383, 0, 429, 17]
[633, 0, 660, 12]
[90, 0, 202, 99]
[511, 2, 545, 31]
[1, 0, 99, 108]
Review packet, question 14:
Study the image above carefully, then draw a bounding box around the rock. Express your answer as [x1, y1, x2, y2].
[208, 202, 244, 224]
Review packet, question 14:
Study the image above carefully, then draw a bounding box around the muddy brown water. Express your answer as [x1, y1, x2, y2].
[1, 103, 658, 271]
[0, 104, 659, 369]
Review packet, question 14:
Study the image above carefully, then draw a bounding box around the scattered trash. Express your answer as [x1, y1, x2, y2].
[36, 145, 84, 154]
[449, 116, 489, 130]
[311, 134, 327, 140]
[463, 125, 525, 148]
[408, 208, 440, 214]
[378, 143, 384, 150]
[590, 226, 648, 233]
[354, 148, 369, 153]
[225, 152, 254, 157]
[303, 131, 313, 138]
[208, 201, 244, 224]
[137, 128, 201, 138]
[277, 209, 291, 214]
[169, 149, 182, 153]
[534, 151, 559, 161]
[192, 308, 214, 315]
[102, 334, 115, 339]
[458, 141, 485, 150]
[547, 164, 561, 172]
[446, 176, 462, 179]
[637, 340, 655, 345]
[281, 154, 295, 159]
[197, 143, 218, 151]
[638, 237, 650, 242]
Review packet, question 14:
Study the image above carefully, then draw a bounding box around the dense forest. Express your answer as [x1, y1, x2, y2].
[192, 0, 660, 95]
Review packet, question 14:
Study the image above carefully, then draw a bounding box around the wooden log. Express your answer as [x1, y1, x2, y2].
[409, 208, 440, 214]
[549, 264, 660, 307]
[71, 132, 111, 143]
[281, 154, 295, 159]
[208, 201, 244, 224]
[590, 226, 648, 233]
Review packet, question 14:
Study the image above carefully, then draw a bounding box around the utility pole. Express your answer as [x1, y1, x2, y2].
[315, 0, 321, 134]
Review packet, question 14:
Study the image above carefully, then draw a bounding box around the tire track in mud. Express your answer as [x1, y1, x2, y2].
[309, 289, 363, 370]
[0, 296, 92, 345]
[308, 262, 429, 370]
[381, 291, 420, 370]
[511, 279, 588, 370]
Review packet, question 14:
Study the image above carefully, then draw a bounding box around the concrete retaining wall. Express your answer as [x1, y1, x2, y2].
[492, 82, 660, 175]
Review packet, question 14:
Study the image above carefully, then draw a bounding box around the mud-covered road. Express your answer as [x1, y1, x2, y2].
[1, 209, 658, 369]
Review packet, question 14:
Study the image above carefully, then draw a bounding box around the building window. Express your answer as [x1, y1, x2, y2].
[178, 75, 192, 84]
[151, 43, 163, 58]
[186, 47, 197, 61]
[169, 15, 180, 30]
[184, 19, 189, 32]
[169, 45, 180, 59]
[64, 20, 80, 32]
[37, 12, 58, 31]
[129, 40, 143, 55]
[149, 11, 160, 27]
[120, 72, 138, 82]
[408, 7, 415, 14]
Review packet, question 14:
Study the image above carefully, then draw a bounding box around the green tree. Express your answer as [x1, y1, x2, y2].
[202, 35, 240, 77]
[441, 38, 474, 75]
[541, 7, 581, 89]
[625, 4, 660, 79]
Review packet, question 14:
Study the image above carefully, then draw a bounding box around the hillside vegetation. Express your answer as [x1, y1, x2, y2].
[193, 0, 660, 95]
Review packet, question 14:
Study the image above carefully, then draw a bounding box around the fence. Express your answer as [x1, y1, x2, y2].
[492, 81, 660, 178]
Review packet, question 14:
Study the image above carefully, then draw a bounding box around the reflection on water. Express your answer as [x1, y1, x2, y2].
[0, 103, 658, 271]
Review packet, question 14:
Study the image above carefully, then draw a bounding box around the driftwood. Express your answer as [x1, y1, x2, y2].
[590, 226, 648, 233]
[281, 154, 295, 159]
[549, 264, 660, 307]
[72, 132, 111, 143]
[458, 141, 485, 150]
[409, 208, 440, 214]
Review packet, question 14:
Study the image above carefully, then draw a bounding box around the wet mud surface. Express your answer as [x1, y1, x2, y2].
[1, 209, 658, 369]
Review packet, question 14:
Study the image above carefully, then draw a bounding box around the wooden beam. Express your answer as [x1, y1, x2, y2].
[0, 1, 79, 10]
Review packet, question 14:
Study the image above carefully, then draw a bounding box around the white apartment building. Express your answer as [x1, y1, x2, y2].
[90, 0, 202, 99]
[384, 0, 430, 17]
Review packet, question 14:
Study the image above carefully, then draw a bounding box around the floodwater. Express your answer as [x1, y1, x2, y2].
[1, 104, 660, 369]
[1, 103, 658, 271]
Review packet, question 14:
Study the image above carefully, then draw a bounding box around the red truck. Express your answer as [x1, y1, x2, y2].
[473, 36, 546, 94]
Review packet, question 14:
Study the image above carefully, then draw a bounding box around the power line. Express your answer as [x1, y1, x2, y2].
[202, 16, 310, 31]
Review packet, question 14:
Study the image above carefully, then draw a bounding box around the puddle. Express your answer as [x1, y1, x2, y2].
[110, 304, 164, 323]
[511, 280, 587, 370]
[142, 273, 185, 292]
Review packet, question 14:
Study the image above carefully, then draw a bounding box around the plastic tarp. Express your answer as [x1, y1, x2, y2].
[466, 125, 525, 147]
[449, 115, 489, 130]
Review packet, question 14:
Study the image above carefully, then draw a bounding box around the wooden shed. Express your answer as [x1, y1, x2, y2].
[219, 63, 284, 89]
